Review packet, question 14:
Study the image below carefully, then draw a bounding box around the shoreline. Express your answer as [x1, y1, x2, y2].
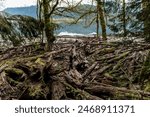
[0, 35, 144, 49]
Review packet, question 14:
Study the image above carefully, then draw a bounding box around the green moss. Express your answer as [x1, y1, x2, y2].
[143, 82, 150, 92]
[5, 68, 24, 75]
[28, 83, 46, 99]
[139, 51, 150, 89]
[5, 68, 24, 81]
[35, 58, 45, 66]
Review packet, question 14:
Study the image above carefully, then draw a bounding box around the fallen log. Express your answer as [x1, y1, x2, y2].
[84, 84, 150, 99]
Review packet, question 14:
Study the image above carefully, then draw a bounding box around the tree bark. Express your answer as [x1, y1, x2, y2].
[142, 0, 150, 42]
[43, 0, 55, 51]
[96, 12, 99, 39]
[123, 0, 127, 37]
[97, 0, 107, 40]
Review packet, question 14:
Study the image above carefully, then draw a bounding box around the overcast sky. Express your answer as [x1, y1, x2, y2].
[0, 0, 92, 10]
[0, 0, 128, 11]
[0, 0, 35, 10]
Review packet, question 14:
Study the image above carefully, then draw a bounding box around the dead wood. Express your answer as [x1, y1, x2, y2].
[1, 37, 150, 100]
[82, 62, 98, 81]
[84, 84, 150, 99]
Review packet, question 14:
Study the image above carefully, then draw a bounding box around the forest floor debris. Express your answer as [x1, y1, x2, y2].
[0, 37, 150, 100]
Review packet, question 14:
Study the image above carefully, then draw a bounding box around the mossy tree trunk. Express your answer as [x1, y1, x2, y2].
[142, 0, 150, 42]
[43, 0, 55, 51]
[97, 0, 107, 40]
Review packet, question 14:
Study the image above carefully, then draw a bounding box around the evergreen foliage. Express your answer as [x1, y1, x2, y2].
[0, 13, 41, 46]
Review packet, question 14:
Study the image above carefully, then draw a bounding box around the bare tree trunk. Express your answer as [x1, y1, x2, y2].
[123, 0, 126, 37]
[96, 9, 99, 39]
[97, 0, 107, 40]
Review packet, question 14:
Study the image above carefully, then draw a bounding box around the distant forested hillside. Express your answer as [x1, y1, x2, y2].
[4, 5, 37, 18]
[3, 4, 95, 18]
[3, 2, 142, 36]
[3, 4, 112, 35]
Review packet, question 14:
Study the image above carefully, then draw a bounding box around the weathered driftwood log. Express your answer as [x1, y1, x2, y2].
[62, 81, 102, 100]
[1, 37, 150, 100]
[82, 62, 98, 82]
[84, 84, 150, 99]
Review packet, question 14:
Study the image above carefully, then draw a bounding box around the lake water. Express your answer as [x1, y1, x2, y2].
[55, 21, 112, 36]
